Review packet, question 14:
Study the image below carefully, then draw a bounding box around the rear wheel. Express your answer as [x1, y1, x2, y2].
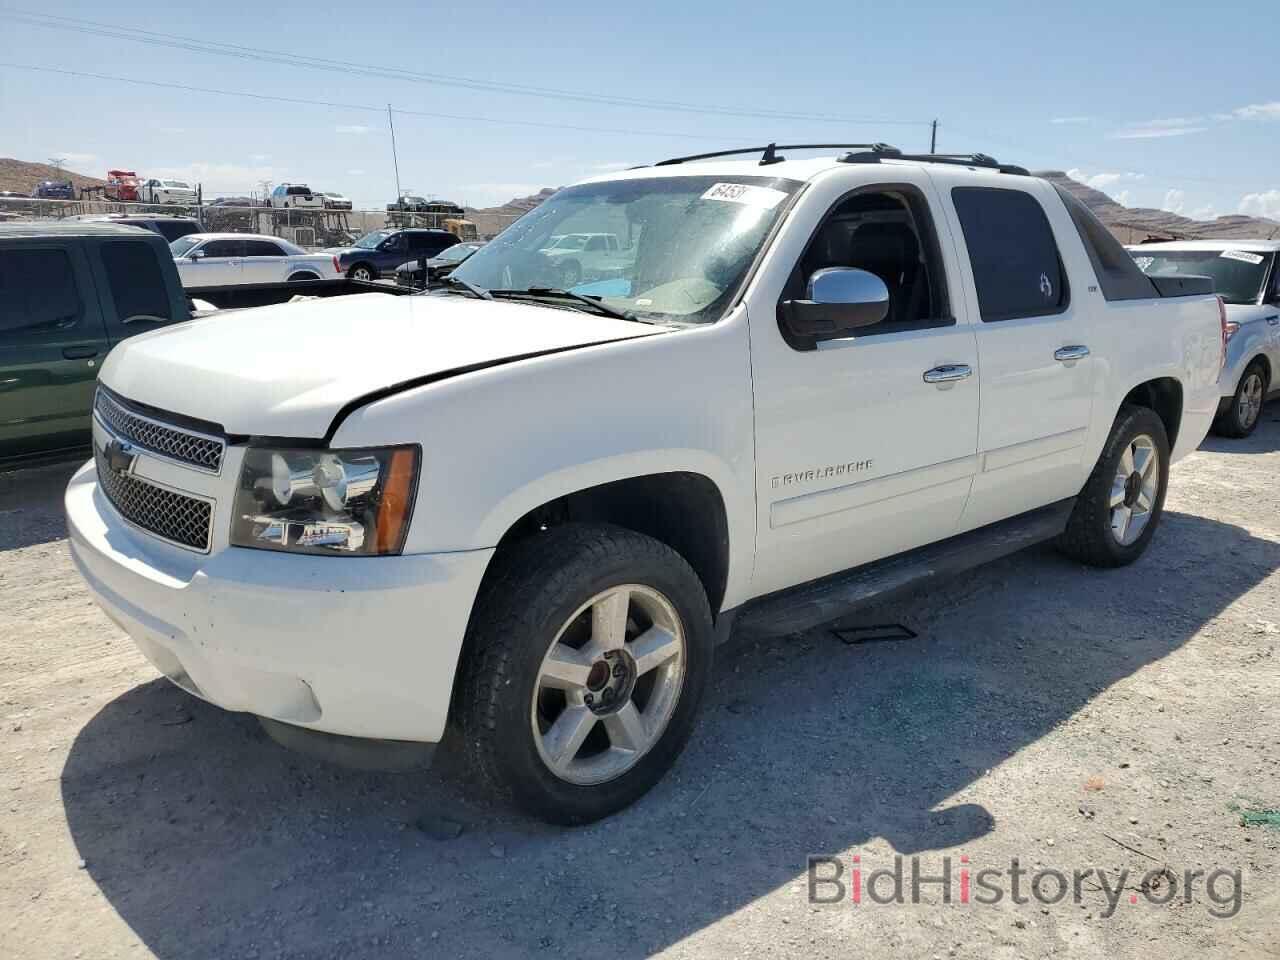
[1213, 361, 1268, 438]
[1056, 405, 1170, 568]
[348, 264, 375, 282]
[456, 524, 712, 824]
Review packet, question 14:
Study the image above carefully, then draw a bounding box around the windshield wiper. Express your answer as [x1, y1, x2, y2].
[438, 275, 493, 300]
[491, 287, 641, 322]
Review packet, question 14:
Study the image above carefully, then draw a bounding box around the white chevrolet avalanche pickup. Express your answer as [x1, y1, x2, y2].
[66, 145, 1225, 824]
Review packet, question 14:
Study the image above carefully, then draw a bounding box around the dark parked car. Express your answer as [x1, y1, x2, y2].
[0, 223, 192, 466]
[394, 241, 485, 288]
[326, 228, 459, 281]
[78, 215, 202, 243]
[34, 180, 75, 200]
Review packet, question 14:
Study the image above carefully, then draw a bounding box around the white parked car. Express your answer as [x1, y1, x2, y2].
[169, 233, 341, 290]
[270, 183, 324, 209]
[1129, 240, 1280, 437]
[321, 191, 353, 210]
[138, 179, 198, 205]
[67, 146, 1224, 824]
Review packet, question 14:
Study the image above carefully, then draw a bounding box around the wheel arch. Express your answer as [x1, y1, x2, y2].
[491, 471, 732, 619]
[1120, 377, 1183, 449]
[287, 270, 320, 282]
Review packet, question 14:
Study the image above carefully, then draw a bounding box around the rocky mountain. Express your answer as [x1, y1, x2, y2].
[1036, 170, 1280, 242]
[0, 158, 105, 196]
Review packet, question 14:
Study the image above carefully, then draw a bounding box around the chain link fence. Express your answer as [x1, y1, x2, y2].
[0, 196, 523, 249]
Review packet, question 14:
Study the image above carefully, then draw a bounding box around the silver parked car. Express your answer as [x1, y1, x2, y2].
[1130, 241, 1280, 437]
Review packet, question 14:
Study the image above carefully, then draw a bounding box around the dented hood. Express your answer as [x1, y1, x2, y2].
[100, 293, 659, 438]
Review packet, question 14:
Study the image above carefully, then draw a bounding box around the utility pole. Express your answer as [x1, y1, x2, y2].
[930, 120, 938, 153]
[48, 156, 65, 173]
[387, 104, 404, 209]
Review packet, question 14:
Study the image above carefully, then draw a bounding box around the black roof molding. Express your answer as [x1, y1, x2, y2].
[841, 145, 1029, 175]
[654, 142, 900, 167]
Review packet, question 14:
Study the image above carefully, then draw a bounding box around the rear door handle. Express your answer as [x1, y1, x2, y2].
[62, 345, 99, 360]
[1054, 345, 1090, 363]
[923, 363, 973, 386]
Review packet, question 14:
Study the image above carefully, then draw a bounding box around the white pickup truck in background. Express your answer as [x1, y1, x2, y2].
[66, 145, 1224, 824]
[1130, 240, 1280, 437]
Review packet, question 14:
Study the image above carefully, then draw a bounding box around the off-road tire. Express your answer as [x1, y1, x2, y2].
[455, 523, 713, 825]
[1056, 404, 1170, 568]
[1212, 360, 1268, 438]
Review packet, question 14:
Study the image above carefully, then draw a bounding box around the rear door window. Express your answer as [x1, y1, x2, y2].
[243, 240, 285, 257]
[0, 248, 85, 336]
[99, 241, 173, 328]
[951, 187, 1069, 322]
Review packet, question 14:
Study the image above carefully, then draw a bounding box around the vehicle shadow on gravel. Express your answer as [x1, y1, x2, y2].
[1199, 410, 1280, 455]
[0, 459, 80, 551]
[60, 509, 1280, 960]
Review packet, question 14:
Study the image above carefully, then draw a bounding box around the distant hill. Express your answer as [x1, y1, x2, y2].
[1036, 170, 1280, 242]
[0, 158, 105, 196]
[464, 188, 557, 237]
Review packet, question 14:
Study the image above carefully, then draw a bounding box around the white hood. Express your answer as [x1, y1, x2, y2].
[100, 293, 660, 438]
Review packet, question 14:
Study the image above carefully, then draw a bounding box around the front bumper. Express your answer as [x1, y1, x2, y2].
[66, 460, 493, 744]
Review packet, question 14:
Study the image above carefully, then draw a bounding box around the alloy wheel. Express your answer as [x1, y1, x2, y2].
[531, 585, 686, 785]
[1109, 433, 1159, 546]
[1238, 373, 1264, 431]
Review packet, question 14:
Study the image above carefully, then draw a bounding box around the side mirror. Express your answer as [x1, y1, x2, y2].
[189, 248, 205, 260]
[781, 267, 890, 341]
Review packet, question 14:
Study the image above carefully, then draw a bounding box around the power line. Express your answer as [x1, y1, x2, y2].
[2, 8, 934, 128]
[0, 62, 745, 141]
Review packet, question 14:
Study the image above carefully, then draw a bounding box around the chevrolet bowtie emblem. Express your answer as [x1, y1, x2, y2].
[104, 438, 137, 475]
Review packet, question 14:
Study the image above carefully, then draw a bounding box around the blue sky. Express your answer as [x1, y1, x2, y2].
[2, 0, 1277, 218]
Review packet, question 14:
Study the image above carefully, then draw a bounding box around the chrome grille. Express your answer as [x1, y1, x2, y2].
[94, 390, 224, 473]
[95, 446, 213, 551]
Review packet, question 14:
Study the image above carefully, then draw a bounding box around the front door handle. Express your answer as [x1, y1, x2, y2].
[62, 345, 99, 360]
[1054, 345, 1091, 363]
[923, 363, 973, 386]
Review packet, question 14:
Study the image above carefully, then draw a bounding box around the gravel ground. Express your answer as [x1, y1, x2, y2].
[2, 416, 1279, 960]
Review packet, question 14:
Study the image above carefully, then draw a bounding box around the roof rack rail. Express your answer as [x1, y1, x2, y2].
[840, 145, 1029, 176]
[653, 142, 901, 167]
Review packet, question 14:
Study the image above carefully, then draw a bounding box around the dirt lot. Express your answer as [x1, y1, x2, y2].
[2, 417, 1279, 960]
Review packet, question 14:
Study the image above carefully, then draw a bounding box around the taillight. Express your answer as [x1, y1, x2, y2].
[1218, 297, 1229, 372]
[333, 256, 341, 275]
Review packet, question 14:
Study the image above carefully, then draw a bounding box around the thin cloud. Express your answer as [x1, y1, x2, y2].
[1110, 118, 1207, 140]
[335, 124, 371, 135]
[1051, 116, 1091, 125]
[1232, 102, 1280, 120]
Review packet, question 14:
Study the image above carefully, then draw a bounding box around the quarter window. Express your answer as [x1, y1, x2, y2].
[951, 187, 1068, 322]
[0, 248, 83, 334]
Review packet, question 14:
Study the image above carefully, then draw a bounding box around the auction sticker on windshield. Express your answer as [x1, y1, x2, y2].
[1221, 250, 1265, 265]
[700, 182, 789, 209]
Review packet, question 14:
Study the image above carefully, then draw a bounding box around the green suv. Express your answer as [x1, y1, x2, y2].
[0, 223, 191, 467]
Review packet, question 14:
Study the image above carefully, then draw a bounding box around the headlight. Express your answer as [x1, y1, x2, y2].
[230, 445, 419, 556]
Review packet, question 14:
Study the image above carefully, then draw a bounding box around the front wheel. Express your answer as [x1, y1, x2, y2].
[456, 524, 713, 824]
[1056, 405, 1170, 567]
[348, 264, 374, 282]
[1213, 362, 1267, 438]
